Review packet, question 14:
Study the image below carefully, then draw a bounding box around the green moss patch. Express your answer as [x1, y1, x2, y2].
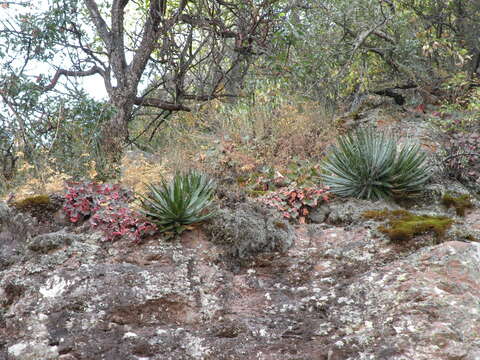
[441, 193, 473, 216]
[362, 208, 453, 242]
[363, 209, 409, 221]
[12, 195, 51, 210]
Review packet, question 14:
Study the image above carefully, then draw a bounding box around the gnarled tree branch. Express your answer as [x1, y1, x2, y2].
[83, 0, 112, 49]
[43, 66, 101, 91]
[134, 97, 191, 111]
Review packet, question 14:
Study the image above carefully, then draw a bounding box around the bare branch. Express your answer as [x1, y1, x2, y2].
[110, 0, 129, 82]
[182, 93, 237, 101]
[83, 0, 112, 49]
[134, 97, 191, 111]
[127, 0, 162, 89]
[179, 14, 237, 38]
[336, 14, 394, 79]
[352, 22, 388, 54]
[43, 67, 101, 91]
[372, 30, 395, 43]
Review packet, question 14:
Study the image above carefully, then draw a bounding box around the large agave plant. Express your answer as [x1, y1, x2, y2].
[139, 171, 216, 234]
[321, 128, 431, 200]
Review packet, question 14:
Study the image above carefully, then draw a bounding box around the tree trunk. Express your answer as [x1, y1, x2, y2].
[96, 96, 134, 180]
[225, 52, 251, 99]
[452, 0, 479, 78]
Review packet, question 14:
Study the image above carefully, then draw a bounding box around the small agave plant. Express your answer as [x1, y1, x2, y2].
[321, 127, 431, 200]
[139, 171, 216, 235]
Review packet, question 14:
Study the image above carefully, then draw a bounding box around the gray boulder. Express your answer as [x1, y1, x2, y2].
[206, 202, 295, 259]
[27, 231, 82, 254]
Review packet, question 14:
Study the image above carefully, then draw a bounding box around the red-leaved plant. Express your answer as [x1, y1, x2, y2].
[258, 186, 330, 223]
[63, 181, 156, 242]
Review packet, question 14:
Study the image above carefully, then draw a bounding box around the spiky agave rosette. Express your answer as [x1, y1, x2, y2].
[321, 128, 431, 200]
[138, 171, 216, 235]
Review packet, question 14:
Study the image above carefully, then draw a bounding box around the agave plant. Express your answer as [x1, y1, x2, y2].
[139, 171, 216, 234]
[321, 128, 431, 200]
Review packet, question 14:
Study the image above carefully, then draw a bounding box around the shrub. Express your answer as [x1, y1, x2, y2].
[321, 128, 431, 200]
[139, 171, 216, 235]
[64, 182, 131, 223]
[441, 131, 480, 186]
[241, 160, 323, 196]
[63, 181, 156, 242]
[258, 185, 330, 223]
[90, 205, 157, 243]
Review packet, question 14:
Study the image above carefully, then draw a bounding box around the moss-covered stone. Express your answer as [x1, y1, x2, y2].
[441, 193, 473, 216]
[362, 209, 453, 242]
[12, 195, 51, 210]
[362, 209, 412, 221]
[363, 209, 399, 220]
[380, 214, 453, 242]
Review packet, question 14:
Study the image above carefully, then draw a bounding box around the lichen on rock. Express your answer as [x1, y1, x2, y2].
[205, 201, 295, 259]
[325, 198, 400, 225]
[27, 231, 81, 253]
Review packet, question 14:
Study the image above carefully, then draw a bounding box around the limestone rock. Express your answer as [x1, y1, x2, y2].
[326, 198, 399, 225]
[309, 203, 331, 224]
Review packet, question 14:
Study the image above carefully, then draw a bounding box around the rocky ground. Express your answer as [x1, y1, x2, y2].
[1, 189, 480, 360]
[1, 99, 480, 360]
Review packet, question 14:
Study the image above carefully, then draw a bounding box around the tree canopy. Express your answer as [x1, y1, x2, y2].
[1, 0, 281, 177]
[1, 0, 479, 183]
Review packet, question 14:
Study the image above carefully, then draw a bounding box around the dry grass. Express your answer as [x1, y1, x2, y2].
[248, 100, 335, 165]
[5, 152, 169, 201]
[145, 91, 338, 180]
[2, 152, 78, 200]
[120, 151, 169, 195]
[4, 90, 337, 200]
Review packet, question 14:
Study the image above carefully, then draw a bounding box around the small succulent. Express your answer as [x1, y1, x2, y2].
[139, 171, 216, 234]
[321, 127, 431, 200]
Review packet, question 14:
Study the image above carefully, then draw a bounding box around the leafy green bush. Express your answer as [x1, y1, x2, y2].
[321, 128, 431, 200]
[139, 171, 216, 235]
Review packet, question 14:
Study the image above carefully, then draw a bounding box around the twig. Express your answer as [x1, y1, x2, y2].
[443, 152, 480, 163]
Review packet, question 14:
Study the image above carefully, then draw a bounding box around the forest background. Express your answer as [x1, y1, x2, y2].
[0, 0, 479, 198]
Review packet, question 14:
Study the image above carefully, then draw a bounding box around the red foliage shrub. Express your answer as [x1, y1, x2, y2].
[63, 181, 156, 242]
[258, 186, 330, 223]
